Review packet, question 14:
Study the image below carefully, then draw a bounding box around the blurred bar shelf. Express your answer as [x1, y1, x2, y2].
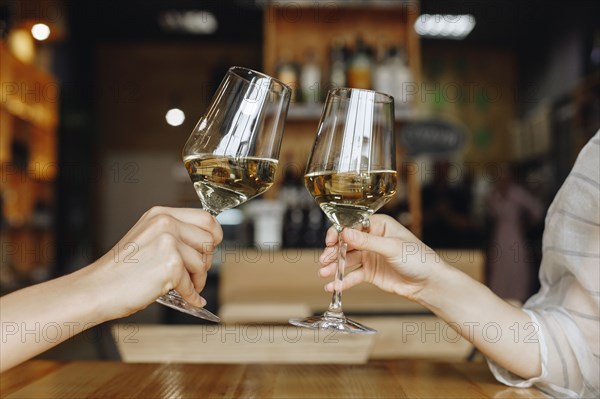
[256, 0, 416, 9]
[287, 103, 417, 122]
[262, 0, 423, 236]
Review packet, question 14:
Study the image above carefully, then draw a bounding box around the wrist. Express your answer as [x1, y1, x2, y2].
[411, 261, 459, 311]
[74, 260, 119, 324]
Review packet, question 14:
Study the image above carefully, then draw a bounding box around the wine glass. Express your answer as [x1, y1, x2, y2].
[156, 66, 291, 322]
[289, 88, 397, 334]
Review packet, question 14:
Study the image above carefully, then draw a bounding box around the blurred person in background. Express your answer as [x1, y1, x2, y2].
[486, 163, 544, 303]
[421, 161, 475, 248]
[0, 207, 223, 372]
[319, 131, 599, 398]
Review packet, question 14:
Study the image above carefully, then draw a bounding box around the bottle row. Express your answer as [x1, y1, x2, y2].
[275, 35, 413, 104]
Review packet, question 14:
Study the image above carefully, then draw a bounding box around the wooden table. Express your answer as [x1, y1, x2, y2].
[1, 360, 546, 398]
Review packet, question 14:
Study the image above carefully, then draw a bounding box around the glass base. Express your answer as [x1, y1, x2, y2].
[289, 312, 376, 335]
[156, 290, 220, 323]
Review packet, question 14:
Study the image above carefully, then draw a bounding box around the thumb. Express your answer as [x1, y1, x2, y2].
[341, 228, 397, 258]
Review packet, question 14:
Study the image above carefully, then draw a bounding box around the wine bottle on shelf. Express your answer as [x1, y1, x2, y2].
[373, 43, 393, 95]
[276, 52, 300, 102]
[328, 38, 347, 90]
[303, 205, 326, 248]
[283, 205, 305, 247]
[300, 48, 322, 104]
[347, 35, 373, 90]
[280, 161, 305, 248]
[388, 46, 413, 106]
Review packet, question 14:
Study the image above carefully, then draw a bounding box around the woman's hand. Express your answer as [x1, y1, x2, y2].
[319, 214, 447, 302]
[87, 206, 223, 319]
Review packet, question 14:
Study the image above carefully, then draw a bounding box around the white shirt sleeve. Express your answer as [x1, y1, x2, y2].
[487, 131, 600, 399]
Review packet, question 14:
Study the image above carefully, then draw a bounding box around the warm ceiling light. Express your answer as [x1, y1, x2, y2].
[165, 108, 185, 126]
[414, 14, 475, 40]
[31, 23, 51, 41]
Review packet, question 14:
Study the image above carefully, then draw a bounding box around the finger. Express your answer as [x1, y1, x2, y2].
[319, 251, 362, 278]
[325, 226, 339, 247]
[172, 242, 210, 306]
[190, 271, 208, 296]
[145, 212, 220, 254]
[176, 240, 209, 277]
[345, 249, 363, 266]
[324, 267, 367, 292]
[174, 221, 218, 254]
[368, 214, 413, 240]
[319, 246, 337, 265]
[174, 273, 204, 307]
[320, 247, 361, 268]
[319, 262, 337, 278]
[146, 206, 223, 244]
[341, 228, 398, 258]
[190, 251, 212, 293]
[160, 237, 207, 284]
[177, 242, 215, 296]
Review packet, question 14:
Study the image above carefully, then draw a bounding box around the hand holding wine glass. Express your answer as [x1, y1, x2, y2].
[157, 67, 291, 321]
[290, 88, 397, 334]
[318, 214, 440, 301]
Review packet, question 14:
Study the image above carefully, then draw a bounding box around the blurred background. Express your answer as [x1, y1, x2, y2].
[1, 0, 599, 361]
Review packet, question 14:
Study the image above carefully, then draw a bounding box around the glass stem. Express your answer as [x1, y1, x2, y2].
[326, 227, 346, 319]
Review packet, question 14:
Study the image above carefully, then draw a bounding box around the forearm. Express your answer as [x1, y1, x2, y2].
[415, 264, 541, 379]
[0, 265, 112, 372]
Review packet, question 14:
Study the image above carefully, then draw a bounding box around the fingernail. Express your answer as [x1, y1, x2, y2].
[324, 283, 333, 292]
[199, 295, 207, 307]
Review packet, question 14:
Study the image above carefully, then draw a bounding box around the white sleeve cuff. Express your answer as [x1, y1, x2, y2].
[486, 309, 579, 398]
[487, 309, 547, 385]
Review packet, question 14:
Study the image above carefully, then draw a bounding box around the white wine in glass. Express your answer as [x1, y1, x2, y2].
[156, 67, 291, 322]
[290, 88, 397, 334]
[305, 170, 397, 228]
[184, 155, 278, 212]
